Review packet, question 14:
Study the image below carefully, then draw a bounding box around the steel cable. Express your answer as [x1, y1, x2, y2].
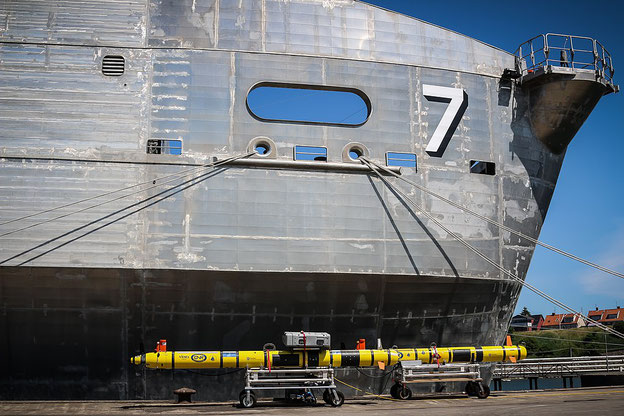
[0, 153, 253, 266]
[360, 158, 624, 341]
[7, 168, 225, 267]
[361, 156, 624, 281]
[0, 152, 254, 238]
[0, 152, 254, 229]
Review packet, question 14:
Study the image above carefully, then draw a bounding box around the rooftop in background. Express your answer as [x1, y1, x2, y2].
[586, 307, 624, 326]
[542, 313, 586, 329]
[510, 314, 544, 331]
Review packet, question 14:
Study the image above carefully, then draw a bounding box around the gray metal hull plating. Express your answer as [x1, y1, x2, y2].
[0, 0, 578, 399]
[1, 266, 518, 399]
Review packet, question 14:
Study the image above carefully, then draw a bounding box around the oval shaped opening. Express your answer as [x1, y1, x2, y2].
[246, 82, 371, 127]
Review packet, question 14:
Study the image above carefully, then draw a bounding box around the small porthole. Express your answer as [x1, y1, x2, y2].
[349, 148, 363, 160]
[342, 142, 369, 163]
[469, 160, 495, 175]
[255, 142, 271, 155]
[102, 55, 125, 76]
[247, 137, 277, 159]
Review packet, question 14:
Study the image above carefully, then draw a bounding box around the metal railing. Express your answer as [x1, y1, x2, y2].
[515, 33, 615, 84]
[494, 355, 624, 379]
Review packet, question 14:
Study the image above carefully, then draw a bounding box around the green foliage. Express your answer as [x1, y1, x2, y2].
[520, 306, 531, 317]
[508, 327, 624, 358]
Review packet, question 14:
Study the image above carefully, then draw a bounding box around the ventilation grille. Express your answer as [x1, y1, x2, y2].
[102, 55, 125, 76]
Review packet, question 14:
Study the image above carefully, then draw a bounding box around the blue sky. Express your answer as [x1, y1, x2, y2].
[362, 0, 624, 316]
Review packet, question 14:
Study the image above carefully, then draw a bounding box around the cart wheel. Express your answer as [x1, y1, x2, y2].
[398, 385, 412, 400]
[323, 389, 332, 404]
[329, 390, 344, 407]
[390, 383, 400, 399]
[239, 390, 257, 408]
[465, 381, 477, 396]
[476, 383, 490, 399]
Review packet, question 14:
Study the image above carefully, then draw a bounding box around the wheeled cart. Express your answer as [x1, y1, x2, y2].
[239, 367, 344, 408]
[390, 360, 490, 399]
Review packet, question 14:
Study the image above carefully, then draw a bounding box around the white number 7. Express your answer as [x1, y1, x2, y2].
[423, 85, 468, 157]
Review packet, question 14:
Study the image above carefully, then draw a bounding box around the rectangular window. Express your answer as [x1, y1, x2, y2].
[561, 316, 574, 324]
[294, 145, 327, 161]
[386, 152, 417, 169]
[589, 315, 602, 321]
[147, 139, 182, 155]
[470, 160, 495, 175]
[606, 313, 618, 319]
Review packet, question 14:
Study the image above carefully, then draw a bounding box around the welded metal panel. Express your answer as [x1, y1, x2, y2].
[0, 0, 147, 47]
[0, 44, 151, 157]
[0, 1, 546, 309]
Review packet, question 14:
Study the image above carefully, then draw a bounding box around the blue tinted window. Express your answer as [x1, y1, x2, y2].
[386, 152, 417, 168]
[147, 139, 182, 155]
[246, 83, 371, 126]
[470, 160, 495, 175]
[163, 140, 182, 155]
[294, 145, 327, 162]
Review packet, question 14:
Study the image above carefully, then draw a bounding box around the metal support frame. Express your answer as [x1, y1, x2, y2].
[244, 367, 335, 390]
[240, 367, 343, 408]
[390, 360, 488, 399]
[393, 361, 482, 384]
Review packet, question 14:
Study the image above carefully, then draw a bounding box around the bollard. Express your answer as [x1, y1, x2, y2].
[173, 387, 197, 403]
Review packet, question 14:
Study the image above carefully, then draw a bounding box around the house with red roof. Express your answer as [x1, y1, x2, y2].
[542, 313, 586, 329]
[586, 307, 624, 326]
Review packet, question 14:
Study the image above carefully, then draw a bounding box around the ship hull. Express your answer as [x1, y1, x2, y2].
[0, 0, 596, 400]
[0, 266, 519, 399]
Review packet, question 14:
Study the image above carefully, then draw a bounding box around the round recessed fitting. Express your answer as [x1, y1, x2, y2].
[342, 142, 369, 163]
[247, 136, 277, 159]
[349, 148, 363, 160]
[255, 142, 270, 155]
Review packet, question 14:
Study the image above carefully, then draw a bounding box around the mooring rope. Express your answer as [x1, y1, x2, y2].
[360, 158, 624, 341]
[360, 157, 624, 281]
[0, 153, 253, 265]
[0, 152, 255, 236]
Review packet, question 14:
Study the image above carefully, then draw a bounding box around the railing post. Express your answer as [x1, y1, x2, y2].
[609, 55, 615, 79]
[569, 35, 575, 69]
[605, 334, 609, 372]
[592, 39, 599, 72]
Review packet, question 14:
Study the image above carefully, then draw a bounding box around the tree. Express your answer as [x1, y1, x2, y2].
[520, 306, 532, 317]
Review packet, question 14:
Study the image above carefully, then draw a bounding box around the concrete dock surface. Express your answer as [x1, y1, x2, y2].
[1, 387, 623, 415]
